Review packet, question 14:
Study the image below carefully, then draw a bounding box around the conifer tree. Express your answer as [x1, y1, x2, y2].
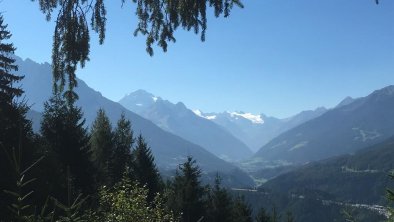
[169, 156, 206, 222]
[131, 134, 162, 202]
[231, 196, 253, 222]
[255, 208, 271, 222]
[40, 93, 95, 200]
[206, 175, 234, 222]
[387, 172, 394, 222]
[270, 207, 279, 222]
[90, 108, 114, 186]
[0, 14, 37, 220]
[112, 113, 134, 184]
[0, 15, 23, 102]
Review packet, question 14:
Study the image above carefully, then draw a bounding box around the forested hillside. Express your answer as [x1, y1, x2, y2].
[236, 137, 394, 222]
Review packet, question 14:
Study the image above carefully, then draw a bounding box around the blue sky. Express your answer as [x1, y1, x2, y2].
[2, 0, 394, 118]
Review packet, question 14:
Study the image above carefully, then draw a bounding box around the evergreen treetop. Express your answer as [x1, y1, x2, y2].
[112, 113, 134, 184]
[231, 196, 253, 222]
[0, 14, 23, 104]
[170, 156, 206, 222]
[131, 134, 162, 202]
[40, 93, 94, 199]
[206, 175, 234, 222]
[90, 108, 115, 186]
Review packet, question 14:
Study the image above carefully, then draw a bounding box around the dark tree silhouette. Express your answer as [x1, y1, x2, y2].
[206, 175, 234, 222]
[0, 15, 23, 102]
[255, 208, 271, 222]
[112, 113, 134, 184]
[40, 93, 95, 201]
[231, 196, 253, 222]
[131, 134, 162, 202]
[169, 156, 206, 222]
[0, 14, 37, 220]
[90, 108, 115, 186]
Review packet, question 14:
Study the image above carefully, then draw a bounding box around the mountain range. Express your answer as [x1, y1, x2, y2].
[195, 108, 327, 152]
[17, 56, 394, 197]
[16, 57, 253, 186]
[252, 85, 394, 165]
[119, 90, 253, 161]
[245, 136, 394, 222]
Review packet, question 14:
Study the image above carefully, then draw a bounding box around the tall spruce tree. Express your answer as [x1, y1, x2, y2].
[112, 113, 134, 184]
[131, 134, 162, 202]
[0, 15, 23, 102]
[40, 93, 95, 201]
[206, 175, 234, 222]
[0, 14, 37, 220]
[231, 196, 253, 222]
[169, 156, 206, 222]
[90, 108, 114, 186]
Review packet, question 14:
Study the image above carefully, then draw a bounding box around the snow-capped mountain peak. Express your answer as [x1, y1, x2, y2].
[227, 111, 264, 124]
[194, 110, 264, 124]
[119, 90, 163, 113]
[193, 109, 217, 120]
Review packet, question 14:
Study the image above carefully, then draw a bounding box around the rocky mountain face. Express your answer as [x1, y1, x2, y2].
[249, 136, 394, 222]
[195, 108, 327, 152]
[253, 85, 394, 165]
[16, 57, 252, 183]
[119, 90, 253, 161]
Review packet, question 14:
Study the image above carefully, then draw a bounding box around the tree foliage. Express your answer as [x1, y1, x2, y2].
[231, 196, 253, 222]
[387, 171, 394, 222]
[90, 108, 114, 186]
[0, 15, 23, 102]
[88, 175, 178, 222]
[206, 175, 234, 222]
[3, 148, 44, 222]
[0, 14, 37, 221]
[33, 0, 244, 95]
[50, 170, 89, 222]
[131, 134, 162, 202]
[255, 208, 271, 222]
[168, 156, 207, 222]
[40, 93, 95, 200]
[112, 113, 134, 184]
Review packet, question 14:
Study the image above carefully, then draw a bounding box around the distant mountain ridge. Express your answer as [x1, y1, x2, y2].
[335, 96, 355, 108]
[15, 57, 252, 181]
[195, 108, 327, 152]
[253, 136, 394, 222]
[253, 85, 394, 165]
[119, 90, 253, 161]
